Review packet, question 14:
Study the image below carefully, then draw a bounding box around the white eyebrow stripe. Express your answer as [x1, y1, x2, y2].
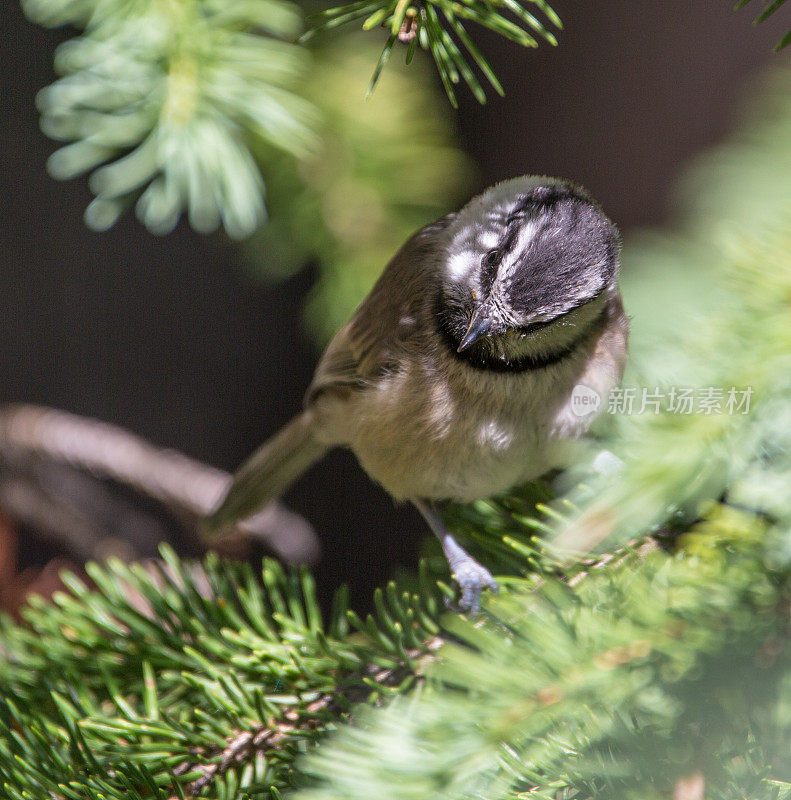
[499, 219, 541, 280]
[477, 230, 500, 250]
[447, 249, 475, 280]
[515, 219, 541, 250]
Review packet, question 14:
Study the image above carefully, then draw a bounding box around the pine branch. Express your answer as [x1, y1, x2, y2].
[304, 0, 561, 106]
[0, 517, 659, 799]
[294, 509, 791, 800]
[172, 639, 441, 799]
[0, 548, 445, 799]
[177, 697, 335, 799]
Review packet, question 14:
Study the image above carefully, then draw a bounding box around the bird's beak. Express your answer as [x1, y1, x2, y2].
[457, 307, 493, 352]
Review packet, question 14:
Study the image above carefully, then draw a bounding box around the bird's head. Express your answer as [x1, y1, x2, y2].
[438, 176, 620, 368]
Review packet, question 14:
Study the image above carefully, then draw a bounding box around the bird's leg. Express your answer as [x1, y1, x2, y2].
[412, 498, 498, 614]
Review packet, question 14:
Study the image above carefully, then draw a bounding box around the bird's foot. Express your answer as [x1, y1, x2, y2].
[411, 499, 499, 615]
[448, 557, 499, 615]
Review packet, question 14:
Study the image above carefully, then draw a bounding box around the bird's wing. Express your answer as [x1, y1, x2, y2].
[305, 213, 456, 405]
[304, 332, 363, 403]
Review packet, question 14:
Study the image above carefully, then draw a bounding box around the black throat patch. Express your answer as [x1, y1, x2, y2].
[435, 295, 607, 374]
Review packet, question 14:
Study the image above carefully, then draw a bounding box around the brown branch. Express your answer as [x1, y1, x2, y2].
[0, 473, 121, 561]
[566, 537, 660, 587]
[0, 404, 319, 564]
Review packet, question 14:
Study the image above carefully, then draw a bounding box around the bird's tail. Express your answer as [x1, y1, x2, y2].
[206, 411, 328, 533]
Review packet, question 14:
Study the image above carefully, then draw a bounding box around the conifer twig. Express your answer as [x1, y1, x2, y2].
[305, 0, 561, 106]
[174, 638, 442, 799]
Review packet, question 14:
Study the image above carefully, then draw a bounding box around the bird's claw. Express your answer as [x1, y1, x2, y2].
[449, 561, 499, 615]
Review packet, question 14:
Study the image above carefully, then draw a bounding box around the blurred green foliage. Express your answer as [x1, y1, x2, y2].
[246, 34, 474, 342]
[552, 62, 791, 556]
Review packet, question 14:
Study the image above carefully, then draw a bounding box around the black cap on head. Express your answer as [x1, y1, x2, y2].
[499, 185, 619, 320]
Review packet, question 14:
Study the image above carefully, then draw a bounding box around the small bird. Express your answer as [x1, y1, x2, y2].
[208, 176, 629, 612]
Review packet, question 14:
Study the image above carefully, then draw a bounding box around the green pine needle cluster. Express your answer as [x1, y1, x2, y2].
[0, 548, 444, 799]
[22, 0, 316, 238]
[20, 0, 473, 252]
[305, 0, 561, 106]
[296, 510, 791, 800]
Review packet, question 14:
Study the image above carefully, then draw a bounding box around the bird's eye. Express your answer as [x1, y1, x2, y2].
[482, 250, 501, 269]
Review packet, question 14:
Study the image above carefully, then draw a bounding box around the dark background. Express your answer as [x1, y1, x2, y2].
[1, 1, 787, 608]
